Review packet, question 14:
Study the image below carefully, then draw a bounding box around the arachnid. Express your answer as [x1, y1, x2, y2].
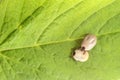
[73, 49, 89, 62]
[81, 34, 97, 51]
[73, 34, 97, 62]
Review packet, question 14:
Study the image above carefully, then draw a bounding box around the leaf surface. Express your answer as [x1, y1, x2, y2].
[0, 0, 120, 80]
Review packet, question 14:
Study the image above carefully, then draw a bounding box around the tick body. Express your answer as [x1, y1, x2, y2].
[73, 49, 89, 62]
[81, 34, 97, 51]
[73, 34, 97, 62]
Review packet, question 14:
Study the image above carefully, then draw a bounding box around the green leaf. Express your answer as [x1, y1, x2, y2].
[0, 0, 120, 80]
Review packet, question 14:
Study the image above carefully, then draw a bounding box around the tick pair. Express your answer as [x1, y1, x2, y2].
[73, 34, 97, 62]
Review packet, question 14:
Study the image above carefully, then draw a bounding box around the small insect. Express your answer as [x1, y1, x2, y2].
[73, 49, 89, 62]
[81, 34, 97, 51]
[73, 34, 97, 62]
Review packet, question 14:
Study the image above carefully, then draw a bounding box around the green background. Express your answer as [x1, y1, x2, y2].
[0, 0, 120, 80]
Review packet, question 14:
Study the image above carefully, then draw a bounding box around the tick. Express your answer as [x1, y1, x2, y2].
[73, 49, 89, 62]
[73, 34, 97, 62]
[81, 34, 97, 51]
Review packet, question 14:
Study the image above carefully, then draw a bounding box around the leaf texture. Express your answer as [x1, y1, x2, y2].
[0, 0, 120, 80]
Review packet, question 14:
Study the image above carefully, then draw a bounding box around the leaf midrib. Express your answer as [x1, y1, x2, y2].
[0, 31, 120, 52]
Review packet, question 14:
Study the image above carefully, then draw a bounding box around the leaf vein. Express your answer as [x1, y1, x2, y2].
[97, 12, 120, 33]
[35, 0, 84, 43]
[1, 31, 120, 52]
[68, 0, 115, 38]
